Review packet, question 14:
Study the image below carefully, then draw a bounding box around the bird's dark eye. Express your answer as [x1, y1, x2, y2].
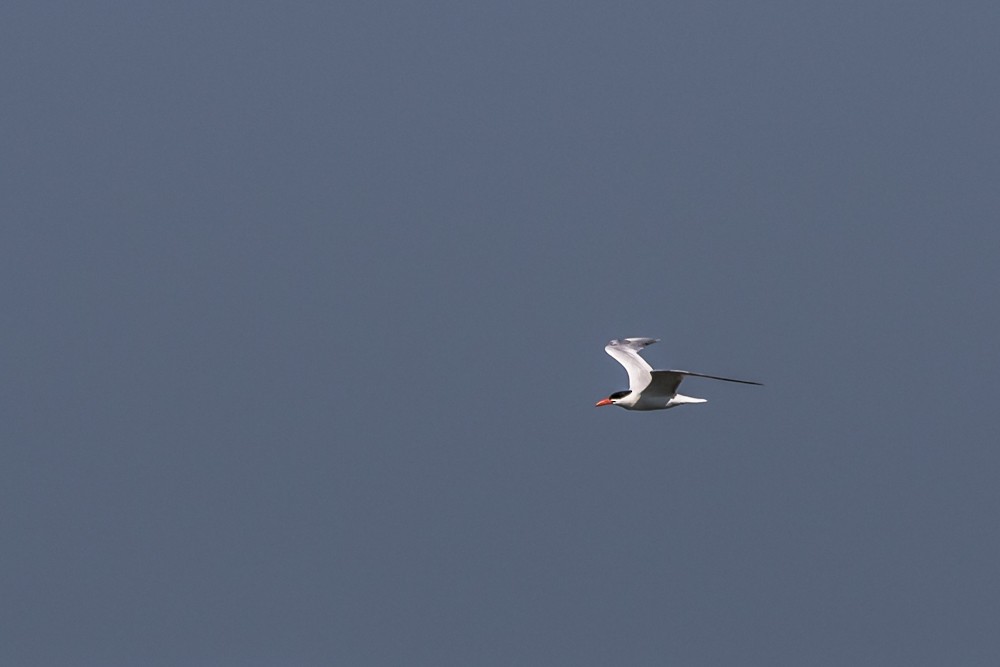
[609, 390, 632, 399]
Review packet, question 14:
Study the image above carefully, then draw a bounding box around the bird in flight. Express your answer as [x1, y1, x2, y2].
[596, 338, 762, 411]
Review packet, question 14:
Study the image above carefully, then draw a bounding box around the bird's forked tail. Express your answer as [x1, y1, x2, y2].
[669, 394, 708, 407]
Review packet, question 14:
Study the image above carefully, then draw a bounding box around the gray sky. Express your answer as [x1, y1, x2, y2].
[4, 1, 1000, 665]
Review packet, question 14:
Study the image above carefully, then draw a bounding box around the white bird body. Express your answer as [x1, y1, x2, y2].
[596, 338, 761, 411]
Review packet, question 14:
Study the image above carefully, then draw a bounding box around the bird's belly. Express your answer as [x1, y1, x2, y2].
[628, 393, 674, 410]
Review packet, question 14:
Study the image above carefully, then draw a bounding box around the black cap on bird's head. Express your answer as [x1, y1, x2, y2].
[595, 389, 631, 407]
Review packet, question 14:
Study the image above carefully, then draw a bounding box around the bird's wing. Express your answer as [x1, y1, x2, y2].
[645, 371, 685, 397]
[647, 369, 764, 396]
[604, 338, 659, 391]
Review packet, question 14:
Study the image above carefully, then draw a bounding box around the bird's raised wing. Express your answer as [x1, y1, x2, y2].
[646, 369, 763, 397]
[604, 338, 659, 392]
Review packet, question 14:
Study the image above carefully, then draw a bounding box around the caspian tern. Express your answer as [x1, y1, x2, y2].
[596, 338, 762, 411]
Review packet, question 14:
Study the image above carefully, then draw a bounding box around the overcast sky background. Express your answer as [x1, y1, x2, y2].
[4, 1, 1000, 665]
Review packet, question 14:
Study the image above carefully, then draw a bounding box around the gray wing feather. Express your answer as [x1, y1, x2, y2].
[670, 370, 763, 386]
[647, 369, 763, 397]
